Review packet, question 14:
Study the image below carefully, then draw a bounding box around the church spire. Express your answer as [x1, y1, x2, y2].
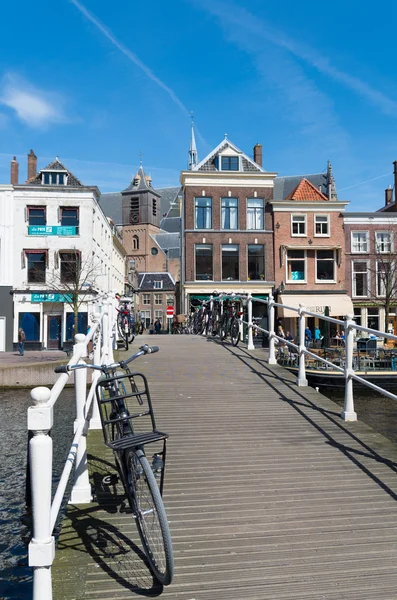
[327, 160, 338, 201]
[188, 112, 198, 170]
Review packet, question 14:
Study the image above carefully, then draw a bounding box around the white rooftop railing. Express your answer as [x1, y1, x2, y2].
[198, 292, 397, 421]
[27, 294, 118, 600]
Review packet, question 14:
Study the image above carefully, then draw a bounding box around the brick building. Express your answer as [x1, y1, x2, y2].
[271, 173, 352, 337]
[137, 272, 176, 330]
[180, 136, 277, 314]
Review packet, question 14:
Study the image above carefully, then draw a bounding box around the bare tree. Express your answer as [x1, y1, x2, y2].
[46, 249, 104, 333]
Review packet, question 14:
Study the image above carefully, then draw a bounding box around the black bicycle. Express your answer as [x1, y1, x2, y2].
[116, 299, 135, 351]
[55, 344, 174, 585]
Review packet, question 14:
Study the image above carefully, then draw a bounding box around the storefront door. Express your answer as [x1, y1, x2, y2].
[47, 315, 62, 349]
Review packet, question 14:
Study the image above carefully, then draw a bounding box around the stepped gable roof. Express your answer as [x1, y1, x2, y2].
[194, 138, 264, 173]
[285, 177, 329, 201]
[138, 272, 175, 290]
[274, 173, 328, 200]
[27, 158, 83, 186]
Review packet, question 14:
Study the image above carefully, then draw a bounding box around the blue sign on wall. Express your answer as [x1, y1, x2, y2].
[31, 293, 72, 303]
[28, 226, 77, 236]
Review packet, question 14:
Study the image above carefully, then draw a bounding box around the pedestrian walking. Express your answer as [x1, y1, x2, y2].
[154, 319, 161, 334]
[18, 327, 26, 355]
[305, 326, 312, 347]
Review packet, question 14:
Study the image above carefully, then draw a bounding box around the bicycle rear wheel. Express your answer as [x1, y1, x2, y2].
[125, 448, 174, 585]
[231, 319, 240, 347]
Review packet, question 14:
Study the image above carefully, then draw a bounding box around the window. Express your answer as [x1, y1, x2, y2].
[291, 215, 306, 236]
[248, 245, 265, 280]
[354, 307, 362, 326]
[26, 251, 46, 283]
[66, 312, 88, 341]
[221, 198, 238, 229]
[221, 156, 239, 171]
[195, 197, 212, 229]
[376, 232, 393, 253]
[61, 207, 79, 227]
[351, 231, 368, 253]
[222, 245, 239, 281]
[367, 307, 379, 332]
[376, 261, 392, 297]
[142, 294, 151, 305]
[151, 247, 158, 255]
[43, 172, 66, 185]
[60, 252, 80, 284]
[154, 281, 163, 289]
[247, 198, 264, 230]
[133, 235, 139, 250]
[287, 250, 306, 282]
[28, 206, 46, 226]
[314, 215, 329, 236]
[19, 312, 40, 341]
[140, 310, 150, 329]
[352, 261, 368, 297]
[316, 250, 335, 281]
[154, 293, 162, 305]
[130, 198, 139, 224]
[153, 199, 157, 217]
[195, 245, 213, 280]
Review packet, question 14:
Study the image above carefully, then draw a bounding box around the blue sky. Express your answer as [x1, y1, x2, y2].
[0, 0, 397, 210]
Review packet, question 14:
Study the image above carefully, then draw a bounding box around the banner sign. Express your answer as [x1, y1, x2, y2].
[28, 226, 77, 236]
[31, 293, 72, 303]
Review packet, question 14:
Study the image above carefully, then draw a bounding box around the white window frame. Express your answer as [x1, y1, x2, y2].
[154, 309, 163, 324]
[315, 250, 336, 283]
[291, 214, 307, 237]
[154, 293, 162, 305]
[154, 281, 163, 289]
[351, 231, 368, 253]
[352, 260, 369, 298]
[142, 293, 151, 305]
[375, 231, 393, 254]
[286, 249, 307, 283]
[376, 261, 393, 297]
[314, 214, 330, 237]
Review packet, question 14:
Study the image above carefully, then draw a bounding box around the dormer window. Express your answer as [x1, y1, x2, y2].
[221, 156, 239, 171]
[154, 281, 163, 289]
[42, 172, 66, 185]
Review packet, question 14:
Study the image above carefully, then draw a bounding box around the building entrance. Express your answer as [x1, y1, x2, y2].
[47, 315, 62, 349]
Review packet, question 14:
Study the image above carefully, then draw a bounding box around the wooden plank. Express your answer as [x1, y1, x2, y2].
[53, 336, 397, 599]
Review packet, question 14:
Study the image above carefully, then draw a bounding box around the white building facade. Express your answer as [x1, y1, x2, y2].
[0, 185, 15, 351]
[9, 155, 126, 351]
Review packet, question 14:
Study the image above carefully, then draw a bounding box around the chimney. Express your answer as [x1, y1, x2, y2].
[385, 185, 393, 206]
[27, 149, 37, 181]
[10, 156, 19, 185]
[393, 160, 397, 211]
[253, 143, 262, 167]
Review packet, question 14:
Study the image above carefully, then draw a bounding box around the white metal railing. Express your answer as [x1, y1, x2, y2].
[200, 292, 397, 422]
[27, 294, 118, 600]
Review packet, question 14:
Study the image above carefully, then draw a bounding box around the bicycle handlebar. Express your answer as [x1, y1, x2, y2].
[54, 344, 159, 374]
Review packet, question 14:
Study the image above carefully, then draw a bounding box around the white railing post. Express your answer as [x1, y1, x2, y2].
[70, 334, 92, 503]
[297, 305, 308, 386]
[107, 296, 115, 363]
[102, 309, 109, 363]
[268, 293, 277, 364]
[341, 314, 357, 421]
[89, 309, 102, 430]
[28, 386, 55, 600]
[247, 294, 254, 350]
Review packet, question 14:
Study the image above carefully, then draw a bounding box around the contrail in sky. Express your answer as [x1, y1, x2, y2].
[69, 0, 190, 117]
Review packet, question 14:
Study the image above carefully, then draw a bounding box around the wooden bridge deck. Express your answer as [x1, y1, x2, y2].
[53, 335, 397, 599]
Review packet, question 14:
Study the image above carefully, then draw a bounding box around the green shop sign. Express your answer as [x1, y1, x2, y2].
[28, 226, 77, 236]
[31, 293, 72, 303]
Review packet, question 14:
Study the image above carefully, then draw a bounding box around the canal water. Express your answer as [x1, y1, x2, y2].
[0, 388, 75, 599]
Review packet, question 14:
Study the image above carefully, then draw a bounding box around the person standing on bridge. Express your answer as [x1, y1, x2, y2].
[18, 327, 26, 356]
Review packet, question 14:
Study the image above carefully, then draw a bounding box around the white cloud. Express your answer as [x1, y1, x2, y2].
[0, 73, 68, 128]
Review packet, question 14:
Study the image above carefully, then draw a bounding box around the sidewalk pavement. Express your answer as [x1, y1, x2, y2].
[0, 350, 66, 366]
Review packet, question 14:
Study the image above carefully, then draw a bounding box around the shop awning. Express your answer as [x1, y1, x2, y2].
[278, 294, 353, 318]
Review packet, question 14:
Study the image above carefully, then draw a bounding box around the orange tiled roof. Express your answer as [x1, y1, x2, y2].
[285, 177, 328, 201]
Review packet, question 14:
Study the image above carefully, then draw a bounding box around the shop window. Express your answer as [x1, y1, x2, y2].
[222, 245, 239, 281]
[195, 245, 213, 280]
[66, 312, 88, 341]
[19, 312, 40, 341]
[367, 307, 379, 332]
[353, 307, 362, 327]
[287, 250, 306, 282]
[248, 245, 265, 280]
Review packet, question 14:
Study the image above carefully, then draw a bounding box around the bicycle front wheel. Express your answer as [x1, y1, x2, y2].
[231, 319, 240, 347]
[125, 449, 174, 585]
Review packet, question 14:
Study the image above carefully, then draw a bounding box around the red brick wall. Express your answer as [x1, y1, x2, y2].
[273, 210, 346, 290]
[184, 185, 274, 282]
